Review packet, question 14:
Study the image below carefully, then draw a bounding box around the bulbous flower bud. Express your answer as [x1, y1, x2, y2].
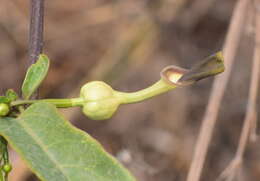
[80, 81, 120, 120]
[2, 163, 12, 173]
[0, 103, 9, 117]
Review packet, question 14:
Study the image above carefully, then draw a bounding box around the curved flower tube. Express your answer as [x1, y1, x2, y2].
[11, 52, 225, 120]
[79, 51, 224, 120]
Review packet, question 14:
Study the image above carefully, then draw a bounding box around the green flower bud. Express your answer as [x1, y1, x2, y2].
[0, 103, 9, 117]
[2, 163, 12, 173]
[80, 81, 120, 120]
[78, 52, 224, 121]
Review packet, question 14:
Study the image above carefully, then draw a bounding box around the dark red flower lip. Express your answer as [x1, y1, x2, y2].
[160, 51, 225, 86]
[160, 66, 189, 86]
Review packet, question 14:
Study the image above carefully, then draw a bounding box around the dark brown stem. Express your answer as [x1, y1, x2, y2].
[28, 0, 45, 64]
[28, 0, 45, 98]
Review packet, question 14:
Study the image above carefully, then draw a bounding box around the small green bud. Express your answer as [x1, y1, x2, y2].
[80, 81, 120, 120]
[6, 89, 18, 102]
[0, 103, 9, 117]
[2, 163, 12, 173]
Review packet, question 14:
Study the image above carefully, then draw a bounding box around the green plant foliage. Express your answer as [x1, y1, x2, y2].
[0, 169, 3, 181]
[0, 137, 7, 156]
[0, 90, 18, 105]
[22, 54, 50, 99]
[0, 98, 9, 104]
[5, 89, 18, 102]
[0, 102, 136, 181]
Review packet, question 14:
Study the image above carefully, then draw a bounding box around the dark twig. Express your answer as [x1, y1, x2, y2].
[28, 0, 45, 99]
[186, 0, 250, 181]
[28, 0, 45, 64]
[217, 2, 260, 180]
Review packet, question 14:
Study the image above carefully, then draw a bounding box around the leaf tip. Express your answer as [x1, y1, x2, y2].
[21, 53, 50, 99]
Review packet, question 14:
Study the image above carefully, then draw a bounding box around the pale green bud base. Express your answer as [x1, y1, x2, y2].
[0, 104, 10, 117]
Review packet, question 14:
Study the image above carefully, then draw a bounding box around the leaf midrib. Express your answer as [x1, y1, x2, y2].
[18, 113, 113, 181]
[17, 116, 70, 181]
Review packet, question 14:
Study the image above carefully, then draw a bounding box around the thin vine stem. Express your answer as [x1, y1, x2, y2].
[186, 0, 250, 181]
[10, 98, 84, 108]
[28, 0, 45, 65]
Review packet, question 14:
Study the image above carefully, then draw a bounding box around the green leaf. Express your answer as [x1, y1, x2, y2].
[0, 97, 9, 104]
[22, 54, 50, 99]
[0, 90, 18, 104]
[0, 136, 7, 156]
[0, 102, 136, 181]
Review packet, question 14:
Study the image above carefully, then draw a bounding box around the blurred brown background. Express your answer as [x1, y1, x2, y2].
[0, 0, 260, 180]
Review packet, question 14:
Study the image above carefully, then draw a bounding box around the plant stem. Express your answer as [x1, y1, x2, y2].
[29, 0, 45, 64]
[186, 0, 249, 180]
[10, 98, 84, 108]
[0, 137, 8, 181]
[0, 170, 3, 181]
[115, 79, 176, 104]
